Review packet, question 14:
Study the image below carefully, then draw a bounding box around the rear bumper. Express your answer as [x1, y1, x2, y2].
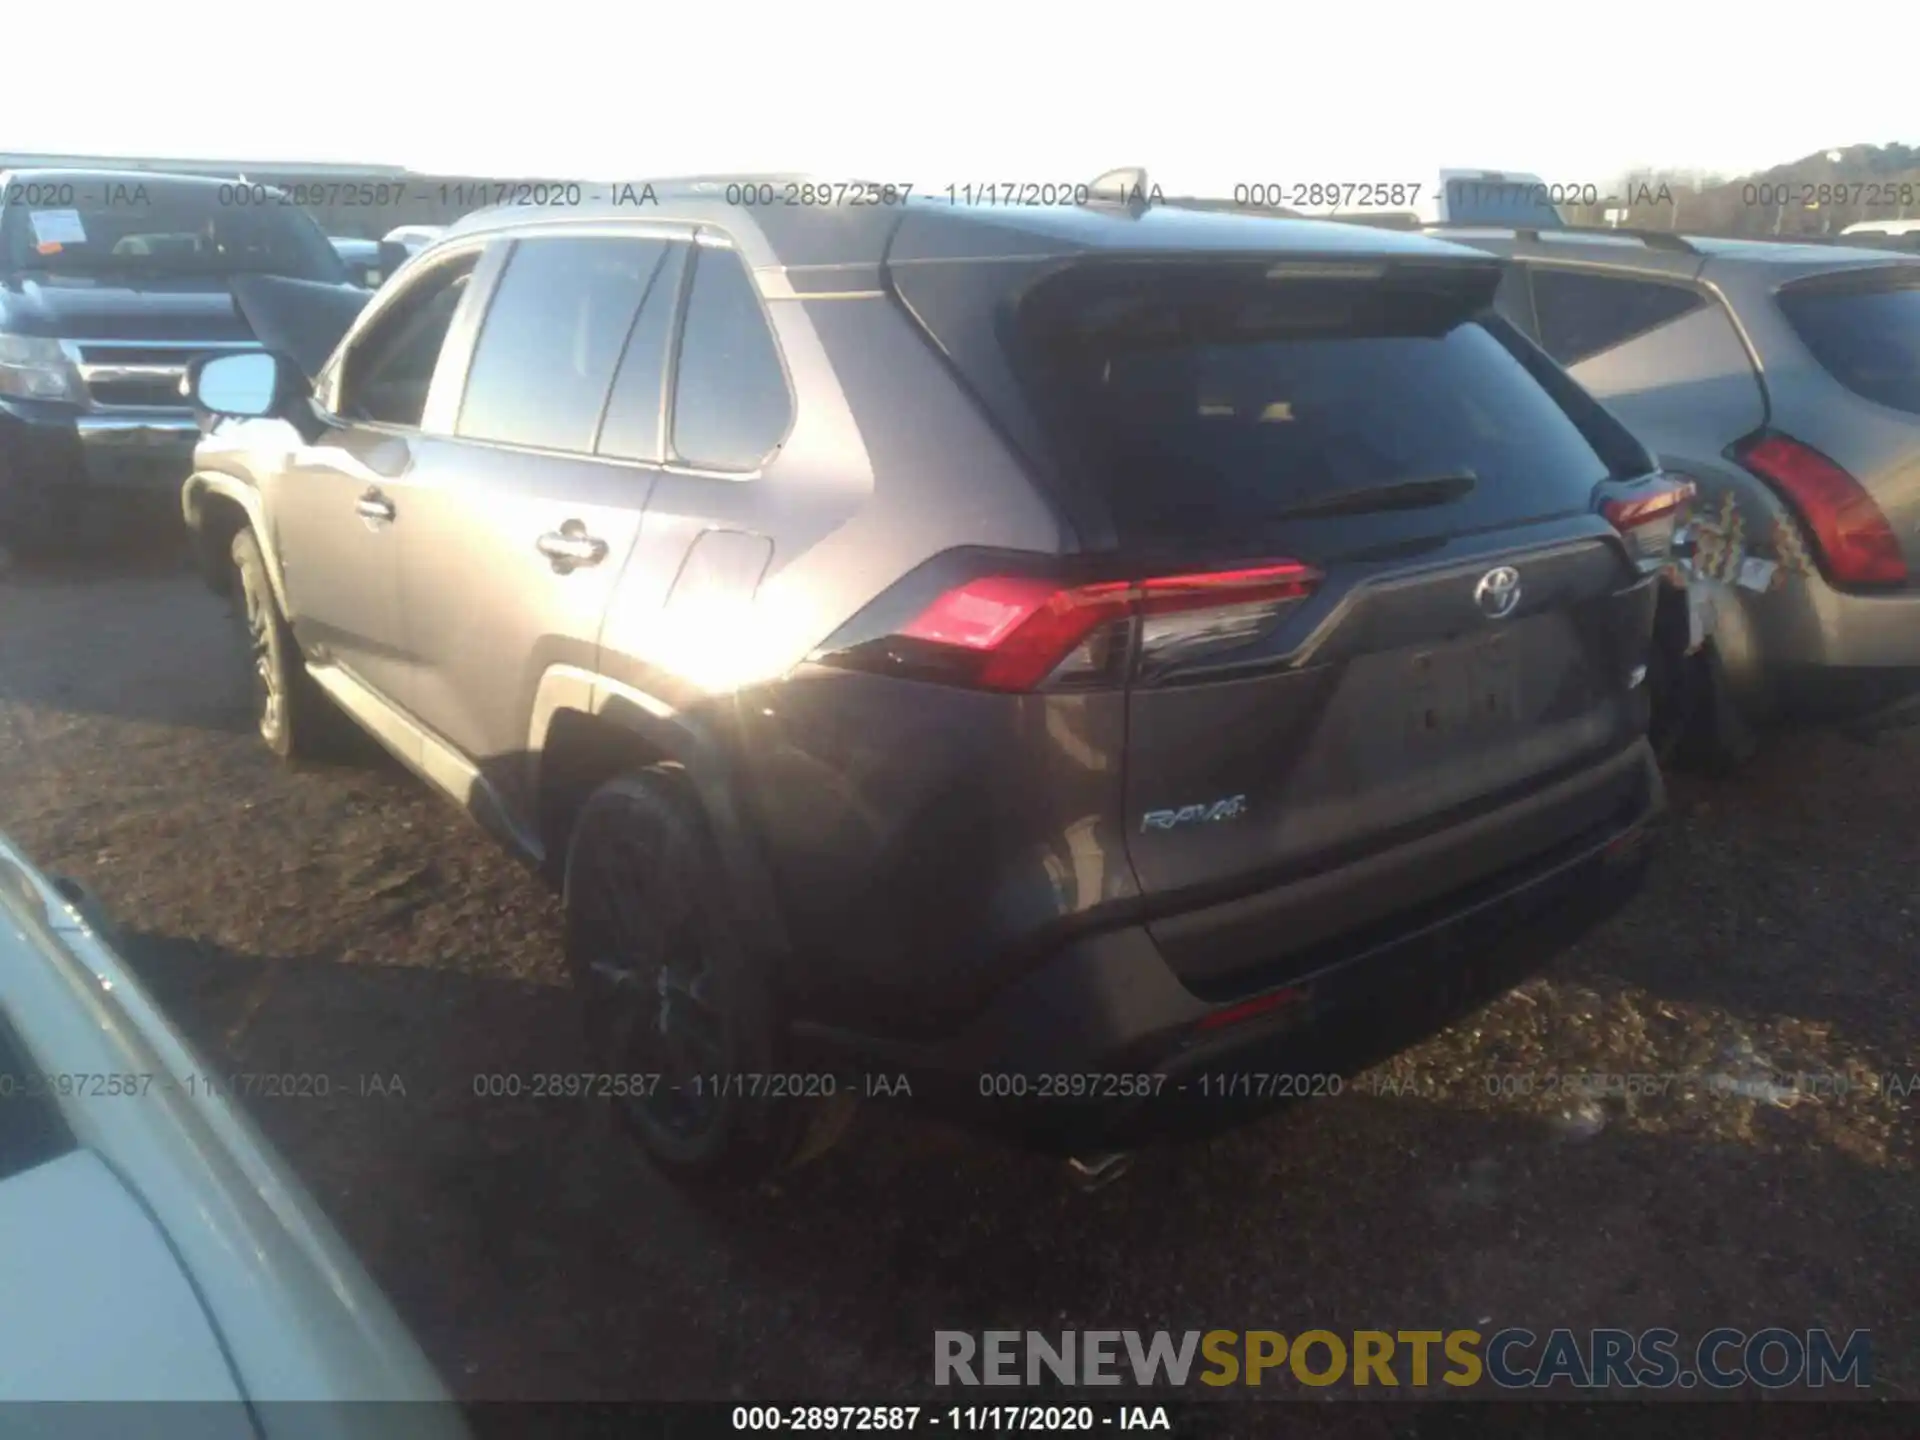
[1, 398, 200, 496]
[1707, 565, 1920, 723]
[799, 739, 1664, 1151]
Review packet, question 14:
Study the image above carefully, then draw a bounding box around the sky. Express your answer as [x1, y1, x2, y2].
[6, 1, 1909, 194]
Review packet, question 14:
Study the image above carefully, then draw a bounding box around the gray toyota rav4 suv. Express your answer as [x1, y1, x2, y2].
[181, 178, 1669, 1181]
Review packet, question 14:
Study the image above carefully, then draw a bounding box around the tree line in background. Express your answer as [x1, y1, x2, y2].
[1561, 142, 1920, 236]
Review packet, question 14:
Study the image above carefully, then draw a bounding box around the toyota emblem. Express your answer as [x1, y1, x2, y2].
[1474, 566, 1522, 619]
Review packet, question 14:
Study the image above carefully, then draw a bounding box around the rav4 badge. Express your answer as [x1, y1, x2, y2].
[1140, 795, 1249, 832]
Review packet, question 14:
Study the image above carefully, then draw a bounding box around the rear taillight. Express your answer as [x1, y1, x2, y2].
[1733, 432, 1907, 586]
[1195, 987, 1309, 1032]
[896, 575, 1135, 691]
[831, 561, 1321, 692]
[1602, 478, 1694, 533]
[1132, 566, 1323, 676]
[1601, 475, 1695, 571]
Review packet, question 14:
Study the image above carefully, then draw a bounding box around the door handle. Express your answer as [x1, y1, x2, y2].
[355, 491, 396, 523]
[537, 521, 609, 573]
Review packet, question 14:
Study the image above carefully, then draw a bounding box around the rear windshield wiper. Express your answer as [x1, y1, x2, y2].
[1267, 472, 1477, 521]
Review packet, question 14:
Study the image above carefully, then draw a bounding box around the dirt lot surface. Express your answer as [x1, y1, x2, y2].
[1, 548, 1915, 1409]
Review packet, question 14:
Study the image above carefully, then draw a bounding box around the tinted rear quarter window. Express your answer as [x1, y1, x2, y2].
[1777, 274, 1920, 416]
[670, 246, 792, 471]
[1492, 263, 1537, 332]
[458, 235, 669, 452]
[1530, 268, 1708, 367]
[1018, 266, 1615, 547]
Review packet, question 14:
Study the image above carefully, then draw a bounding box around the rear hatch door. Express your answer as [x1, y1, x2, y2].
[1010, 257, 1656, 983]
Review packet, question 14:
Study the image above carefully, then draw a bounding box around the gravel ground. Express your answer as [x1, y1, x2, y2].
[1, 547, 1915, 1406]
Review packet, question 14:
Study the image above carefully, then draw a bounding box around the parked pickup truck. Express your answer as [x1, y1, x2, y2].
[0, 168, 370, 556]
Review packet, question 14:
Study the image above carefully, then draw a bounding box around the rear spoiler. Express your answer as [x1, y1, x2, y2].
[1019, 253, 1507, 347]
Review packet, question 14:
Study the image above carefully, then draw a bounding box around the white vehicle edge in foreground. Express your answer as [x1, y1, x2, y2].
[0, 830, 468, 1436]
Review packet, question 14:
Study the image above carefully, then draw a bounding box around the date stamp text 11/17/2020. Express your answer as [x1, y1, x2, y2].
[0, 1071, 407, 1101]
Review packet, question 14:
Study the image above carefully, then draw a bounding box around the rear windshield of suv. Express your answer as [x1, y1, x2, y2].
[1777, 272, 1920, 416]
[1017, 264, 1618, 545]
[0, 179, 346, 284]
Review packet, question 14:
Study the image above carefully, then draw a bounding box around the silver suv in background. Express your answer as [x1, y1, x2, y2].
[1438, 225, 1920, 765]
[1839, 219, 1920, 254]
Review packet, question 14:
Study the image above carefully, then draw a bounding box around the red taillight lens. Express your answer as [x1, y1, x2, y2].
[1734, 433, 1907, 586]
[1602, 476, 1697, 571]
[1195, 987, 1309, 1032]
[899, 576, 1135, 691]
[1602, 478, 1695, 533]
[869, 561, 1321, 692]
[1132, 565, 1323, 611]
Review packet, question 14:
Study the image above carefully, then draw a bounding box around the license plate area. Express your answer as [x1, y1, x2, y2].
[1405, 633, 1521, 754]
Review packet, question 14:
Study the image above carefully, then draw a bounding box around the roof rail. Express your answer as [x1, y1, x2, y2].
[1328, 211, 1423, 231]
[1159, 195, 1303, 220]
[1428, 221, 1698, 254]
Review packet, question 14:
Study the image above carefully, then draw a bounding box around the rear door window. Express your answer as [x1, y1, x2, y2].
[597, 242, 690, 463]
[1530, 269, 1709, 367]
[1020, 266, 1615, 547]
[457, 235, 669, 453]
[1777, 273, 1920, 416]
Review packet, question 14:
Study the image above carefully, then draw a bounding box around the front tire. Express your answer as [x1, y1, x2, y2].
[230, 528, 342, 761]
[562, 767, 840, 1184]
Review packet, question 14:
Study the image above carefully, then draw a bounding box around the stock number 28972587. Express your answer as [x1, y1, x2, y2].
[978, 1073, 1166, 1099]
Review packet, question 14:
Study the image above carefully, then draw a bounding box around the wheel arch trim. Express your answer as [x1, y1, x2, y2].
[181, 472, 290, 615]
[531, 665, 793, 972]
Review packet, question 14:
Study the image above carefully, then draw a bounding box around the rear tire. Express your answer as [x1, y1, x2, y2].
[1646, 588, 1695, 765]
[230, 528, 346, 762]
[1673, 639, 1759, 776]
[562, 767, 843, 1185]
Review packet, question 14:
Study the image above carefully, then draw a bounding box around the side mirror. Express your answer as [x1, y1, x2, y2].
[377, 240, 409, 283]
[185, 350, 305, 419]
